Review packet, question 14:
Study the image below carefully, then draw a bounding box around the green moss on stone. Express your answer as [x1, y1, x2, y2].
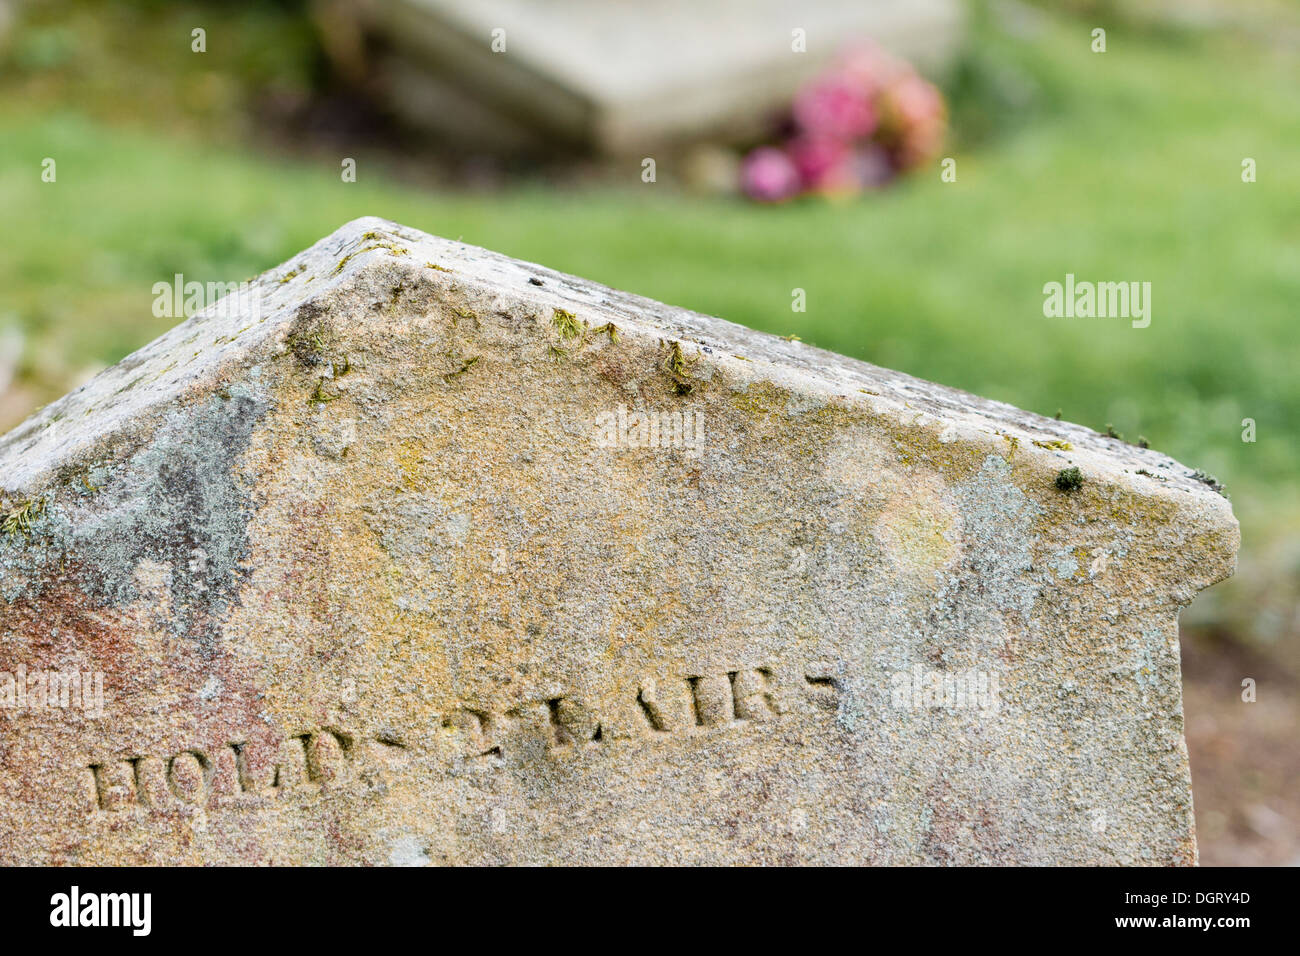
[1055, 467, 1084, 491]
[663, 340, 697, 395]
[553, 308, 584, 341]
[1, 498, 45, 537]
[443, 356, 480, 383]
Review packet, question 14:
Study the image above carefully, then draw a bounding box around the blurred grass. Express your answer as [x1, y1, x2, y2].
[0, 1, 1297, 644]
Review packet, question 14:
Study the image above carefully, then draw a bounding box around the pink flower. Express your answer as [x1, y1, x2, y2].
[792, 74, 876, 142]
[788, 137, 862, 196]
[835, 40, 906, 96]
[788, 137, 847, 188]
[852, 145, 896, 189]
[895, 121, 945, 170]
[884, 72, 945, 130]
[742, 43, 948, 202]
[740, 146, 801, 202]
[877, 72, 947, 169]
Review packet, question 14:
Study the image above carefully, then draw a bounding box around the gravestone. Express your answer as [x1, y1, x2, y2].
[350, 0, 964, 152]
[0, 218, 1236, 864]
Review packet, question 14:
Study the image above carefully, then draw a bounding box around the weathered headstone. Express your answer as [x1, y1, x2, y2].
[351, 0, 965, 152]
[0, 218, 1236, 864]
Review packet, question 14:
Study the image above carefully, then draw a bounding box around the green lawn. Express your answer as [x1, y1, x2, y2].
[1, 3, 1297, 613]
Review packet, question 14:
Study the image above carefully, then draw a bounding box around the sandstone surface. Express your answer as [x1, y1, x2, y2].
[0, 218, 1237, 864]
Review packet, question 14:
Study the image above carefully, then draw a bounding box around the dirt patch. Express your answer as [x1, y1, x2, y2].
[1182, 629, 1300, 866]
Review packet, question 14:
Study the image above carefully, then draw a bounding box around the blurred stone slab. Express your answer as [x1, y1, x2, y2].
[0, 2, 17, 61]
[0, 218, 1236, 864]
[352, 0, 964, 152]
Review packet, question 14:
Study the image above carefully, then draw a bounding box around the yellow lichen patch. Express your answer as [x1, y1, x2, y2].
[332, 243, 409, 276]
[727, 379, 788, 420]
[1070, 546, 1091, 579]
[873, 478, 960, 583]
[863, 413, 991, 485]
[395, 439, 425, 490]
[728, 381, 867, 467]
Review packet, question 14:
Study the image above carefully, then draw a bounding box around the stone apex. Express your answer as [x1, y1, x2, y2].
[0, 216, 1235, 525]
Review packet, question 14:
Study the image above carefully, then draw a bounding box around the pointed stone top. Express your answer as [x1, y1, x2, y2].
[0, 216, 1233, 518]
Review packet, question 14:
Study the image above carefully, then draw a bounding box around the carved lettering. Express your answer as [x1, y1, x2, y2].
[166, 749, 212, 804]
[86, 658, 841, 813]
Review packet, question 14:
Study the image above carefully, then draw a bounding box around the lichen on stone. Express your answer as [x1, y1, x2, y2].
[1, 386, 268, 643]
